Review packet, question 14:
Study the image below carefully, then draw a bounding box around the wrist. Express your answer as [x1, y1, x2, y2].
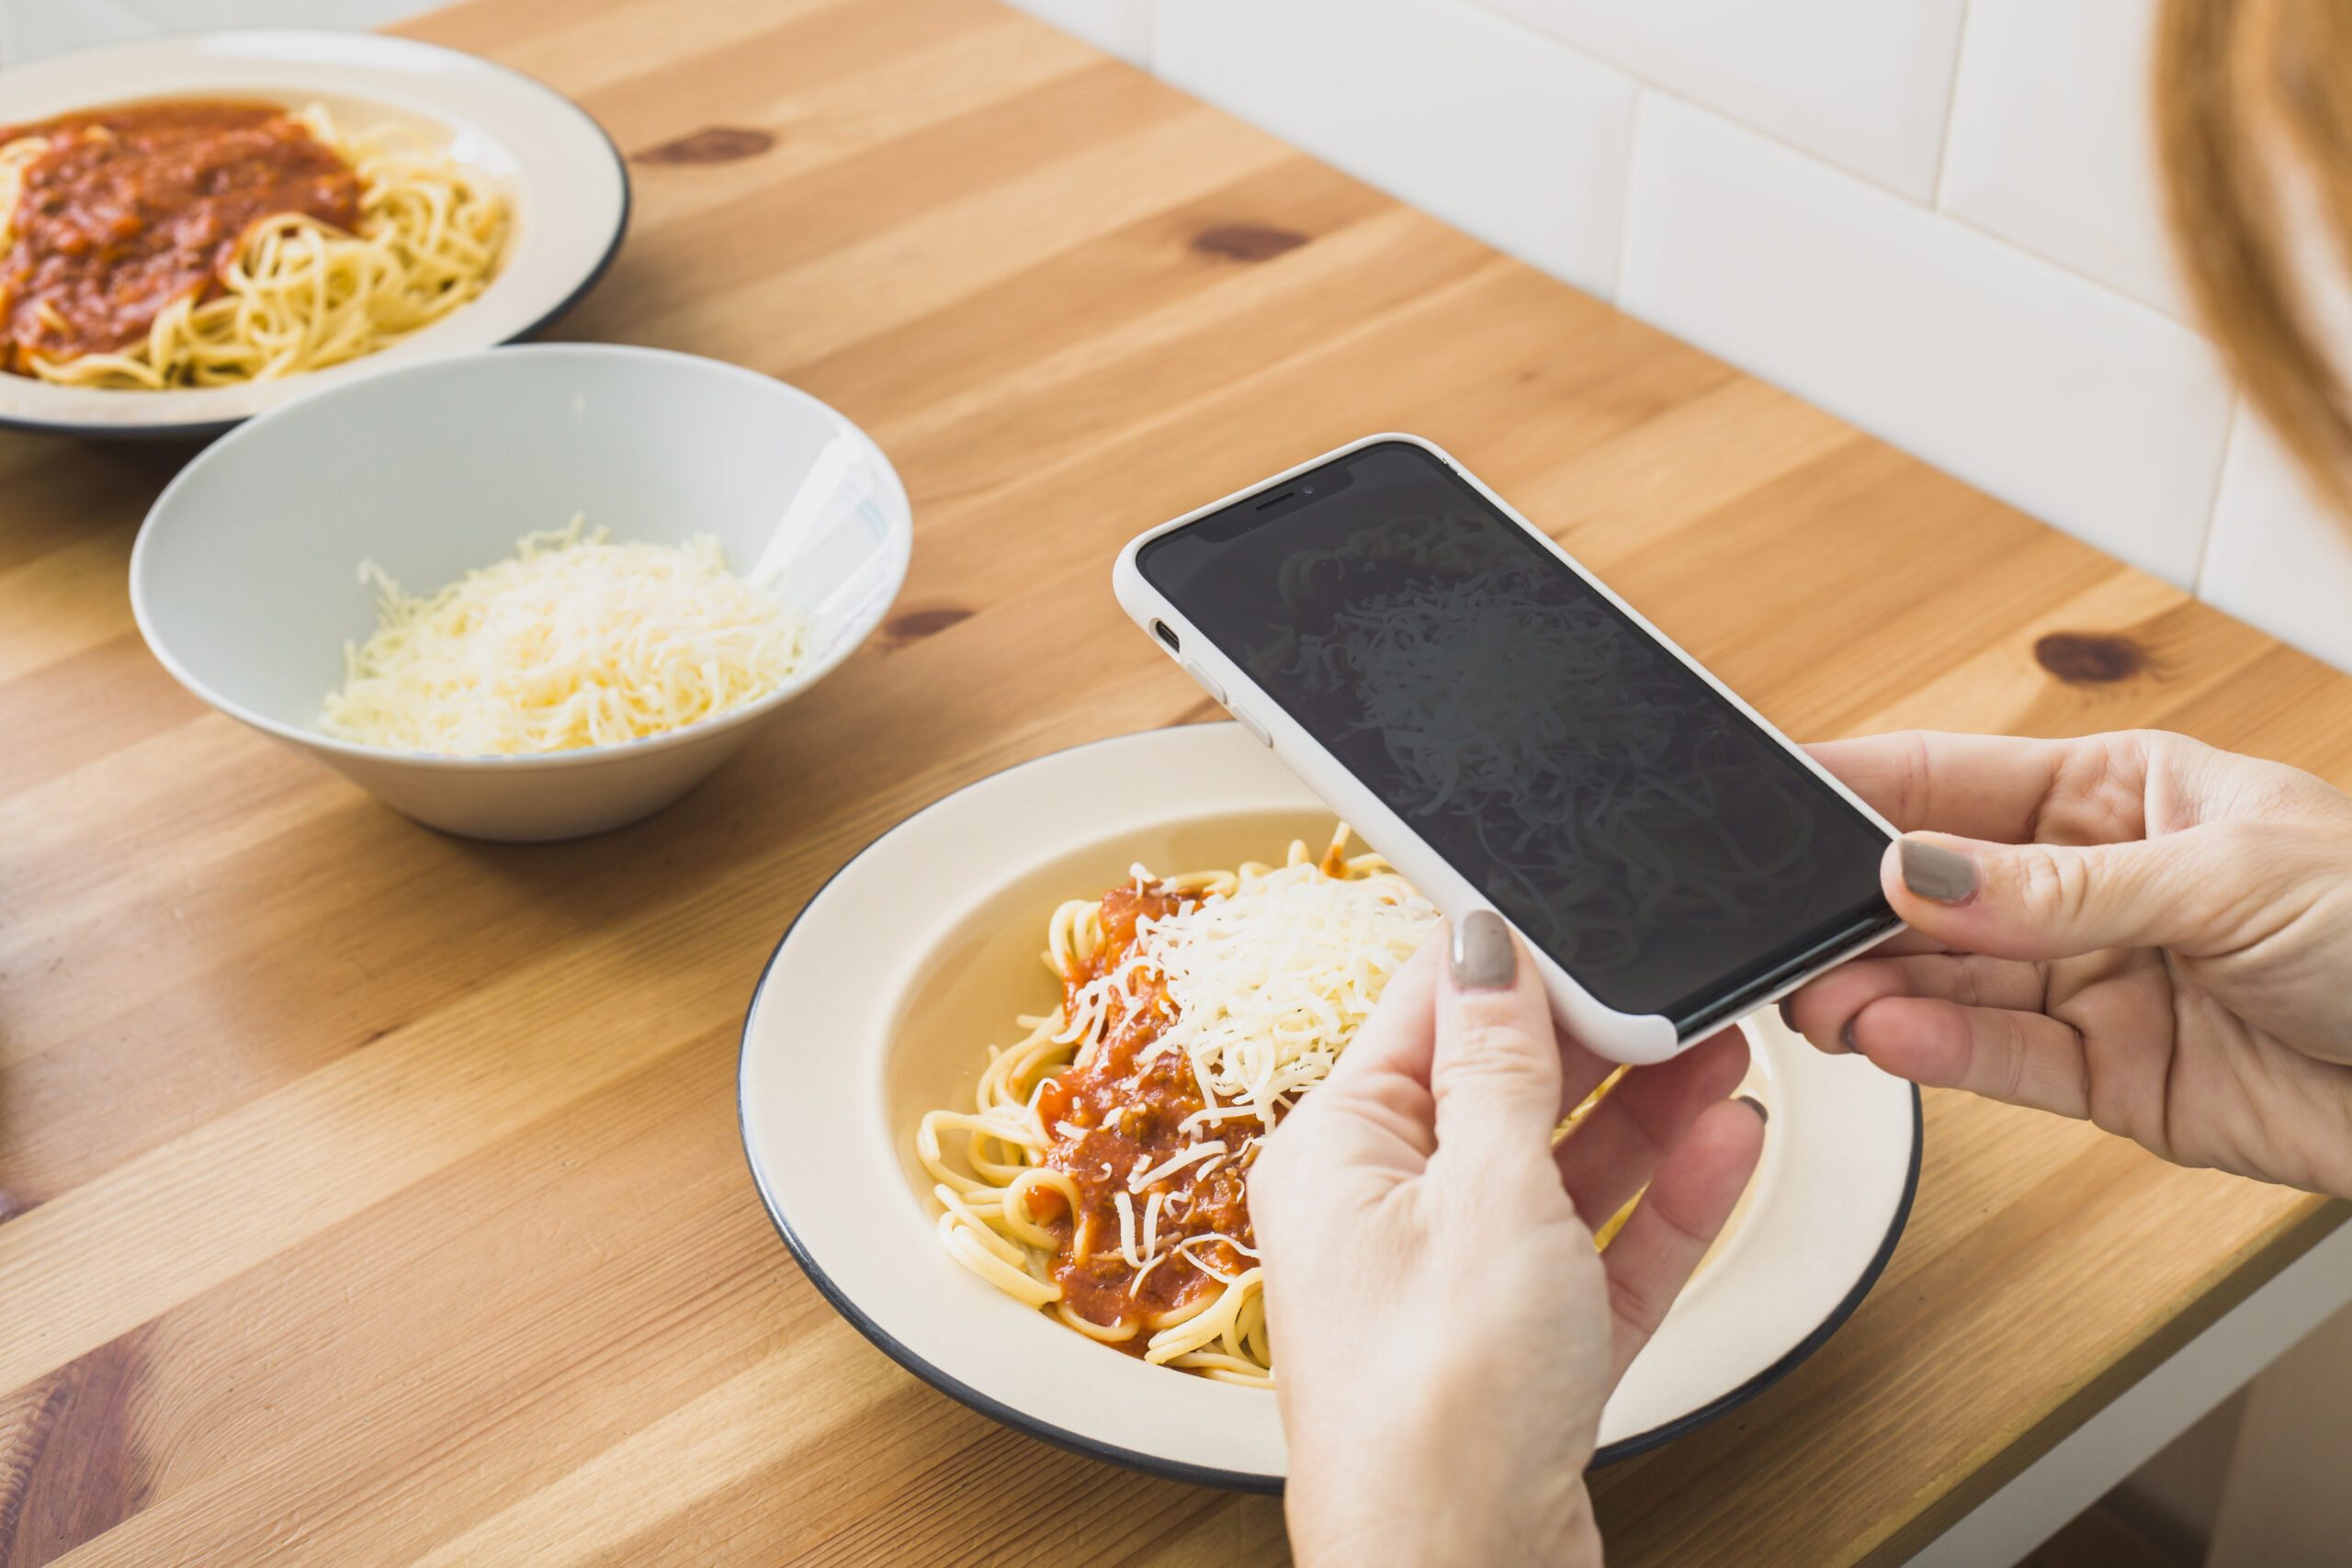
[1284, 1400, 1600, 1568]
[1287, 1466, 1601, 1568]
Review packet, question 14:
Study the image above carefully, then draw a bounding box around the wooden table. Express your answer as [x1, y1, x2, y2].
[4, 1, 2346, 1562]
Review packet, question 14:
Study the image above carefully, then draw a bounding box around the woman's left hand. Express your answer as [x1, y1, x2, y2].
[1252, 912, 1767, 1568]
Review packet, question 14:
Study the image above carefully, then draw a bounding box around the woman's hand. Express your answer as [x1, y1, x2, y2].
[1787, 729, 2352, 1194]
[1252, 912, 1766, 1568]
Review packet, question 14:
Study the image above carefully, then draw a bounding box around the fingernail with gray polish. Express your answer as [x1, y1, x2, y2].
[1736, 1094, 1769, 1126]
[1900, 837, 1978, 903]
[1451, 910, 1516, 990]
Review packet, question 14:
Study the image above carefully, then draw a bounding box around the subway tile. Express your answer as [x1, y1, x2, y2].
[1940, 0, 2187, 318]
[1474, 0, 1967, 199]
[996, 0, 1151, 68]
[2201, 405, 2352, 675]
[1154, 0, 1637, 298]
[1618, 94, 2231, 590]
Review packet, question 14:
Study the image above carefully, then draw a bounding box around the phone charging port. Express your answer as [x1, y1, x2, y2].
[1151, 620, 1181, 651]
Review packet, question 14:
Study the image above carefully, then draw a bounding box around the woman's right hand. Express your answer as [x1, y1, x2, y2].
[1784, 729, 2352, 1196]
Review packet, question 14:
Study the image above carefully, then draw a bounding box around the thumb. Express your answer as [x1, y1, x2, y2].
[1886, 829, 2217, 960]
[1430, 911, 1563, 1156]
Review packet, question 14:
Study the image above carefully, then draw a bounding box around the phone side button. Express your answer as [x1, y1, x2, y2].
[1228, 705, 1272, 747]
[1179, 660, 1225, 705]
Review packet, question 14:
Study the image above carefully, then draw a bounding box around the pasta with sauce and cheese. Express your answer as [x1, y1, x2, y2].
[917, 826, 1635, 1386]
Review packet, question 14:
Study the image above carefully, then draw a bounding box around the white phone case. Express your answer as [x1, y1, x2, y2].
[1112, 432, 1903, 1065]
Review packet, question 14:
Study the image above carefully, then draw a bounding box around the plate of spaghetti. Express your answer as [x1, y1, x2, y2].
[740, 721, 1920, 1488]
[0, 28, 626, 436]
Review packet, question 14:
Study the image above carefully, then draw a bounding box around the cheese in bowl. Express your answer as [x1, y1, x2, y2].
[128, 343, 912, 841]
[321, 517, 808, 756]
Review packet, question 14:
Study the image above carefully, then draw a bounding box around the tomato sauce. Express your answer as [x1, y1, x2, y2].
[0, 101, 363, 372]
[1030, 882, 1261, 1346]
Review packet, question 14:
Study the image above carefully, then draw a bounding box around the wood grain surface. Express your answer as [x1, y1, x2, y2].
[2, 1, 2346, 1562]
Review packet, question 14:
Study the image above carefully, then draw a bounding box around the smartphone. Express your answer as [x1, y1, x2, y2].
[1112, 434, 1901, 1065]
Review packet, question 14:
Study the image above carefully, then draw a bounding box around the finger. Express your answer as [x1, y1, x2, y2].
[1858, 927, 1962, 958]
[1847, 995, 2090, 1119]
[1805, 731, 2078, 839]
[1554, 1019, 1622, 1123]
[1555, 1027, 1749, 1229]
[1783, 951, 2049, 1052]
[1430, 912, 1561, 1156]
[1777, 931, 1959, 1052]
[1275, 931, 1443, 1167]
[1883, 826, 2241, 963]
[1602, 1098, 1767, 1387]
[1321, 930, 1444, 1091]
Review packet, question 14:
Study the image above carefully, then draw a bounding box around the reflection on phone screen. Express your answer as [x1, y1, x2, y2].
[1138, 441, 1892, 1022]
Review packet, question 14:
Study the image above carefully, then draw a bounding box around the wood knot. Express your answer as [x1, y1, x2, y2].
[0, 1325, 152, 1558]
[633, 126, 776, 165]
[880, 605, 973, 648]
[2034, 632, 2148, 684]
[1193, 225, 1307, 263]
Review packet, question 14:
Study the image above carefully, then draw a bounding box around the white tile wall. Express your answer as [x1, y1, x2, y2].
[1475, 0, 1971, 200]
[1619, 93, 2233, 590]
[1153, 0, 1636, 298]
[2202, 406, 2352, 674]
[1939, 0, 2187, 319]
[6, 0, 2348, 671]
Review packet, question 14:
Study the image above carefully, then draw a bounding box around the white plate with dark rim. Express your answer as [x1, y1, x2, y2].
[0, 28, 628, 440]
[740, 722, 1919, 1489]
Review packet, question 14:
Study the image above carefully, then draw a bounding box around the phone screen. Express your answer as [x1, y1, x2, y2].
[1136, 440, 1895, 1026]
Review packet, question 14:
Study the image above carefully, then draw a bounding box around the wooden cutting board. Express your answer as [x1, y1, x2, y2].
[2, 0, 2344, 1562]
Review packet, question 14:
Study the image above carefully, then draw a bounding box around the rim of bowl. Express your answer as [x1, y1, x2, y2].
[126, 342, 913, 772]
[0, 28, 634, 441]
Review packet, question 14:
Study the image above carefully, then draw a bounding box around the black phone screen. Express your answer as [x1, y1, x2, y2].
[1136, 440, 1896, 1027]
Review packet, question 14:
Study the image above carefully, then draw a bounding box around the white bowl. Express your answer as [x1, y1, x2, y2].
[0, 28, 629, 438]
[741, 722, 1919, 1487]
[130, 344, 912, 840]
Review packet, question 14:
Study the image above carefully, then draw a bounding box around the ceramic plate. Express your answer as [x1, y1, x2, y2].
[0, 28, 627, 438]
[740, 723, 1920, 1489]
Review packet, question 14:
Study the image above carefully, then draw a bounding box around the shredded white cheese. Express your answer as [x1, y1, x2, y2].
[321, 516, 808, 756]
[1128, 1140, 1228, 1193]
[1114, 1190, 1140, 1268]
[1177, 1244, 1238, 1285]
[1172, 1231, 1257, 1285]
[1062, 860, 1439, 1130]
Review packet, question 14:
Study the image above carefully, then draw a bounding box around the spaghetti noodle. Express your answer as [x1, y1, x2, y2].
[0, 99, 507, 389]
[921, 825, 1657, 1396]
[918, 826, 1435, 1386]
